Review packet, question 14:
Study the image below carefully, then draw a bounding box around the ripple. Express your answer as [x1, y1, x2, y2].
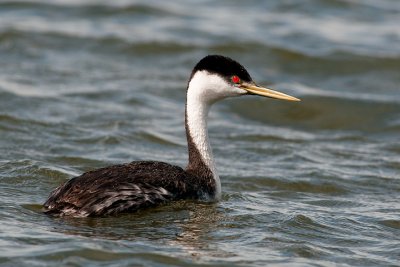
[0, 159, 73, 185]
[138, 131, 181, 147]
[230, 176, 346, 195]
[230, 92, 400, 133]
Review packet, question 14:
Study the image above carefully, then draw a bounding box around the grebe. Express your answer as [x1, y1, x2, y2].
[43, 55, 299, 217]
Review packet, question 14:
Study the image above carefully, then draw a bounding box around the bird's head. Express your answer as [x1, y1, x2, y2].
[187, 55, 300, 104]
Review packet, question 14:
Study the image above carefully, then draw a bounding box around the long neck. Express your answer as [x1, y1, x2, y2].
[185, 90, 221, 200]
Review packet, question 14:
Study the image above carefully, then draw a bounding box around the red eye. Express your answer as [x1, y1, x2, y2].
[231, 75, 241, 84]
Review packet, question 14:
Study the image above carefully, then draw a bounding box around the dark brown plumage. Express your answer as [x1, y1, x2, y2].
[43, 161, 215, 217]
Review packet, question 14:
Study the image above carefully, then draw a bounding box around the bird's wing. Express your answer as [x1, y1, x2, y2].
[44, 180, 173, 217]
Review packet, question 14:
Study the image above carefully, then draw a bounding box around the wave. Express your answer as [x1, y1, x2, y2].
[0, 1, 175, 16]
[1, 27, 400, 63]
[1, 0, 399, 58]
[229, 91, 400, 133]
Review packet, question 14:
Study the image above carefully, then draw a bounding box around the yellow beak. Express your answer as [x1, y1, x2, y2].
[240, 82, 300, 101]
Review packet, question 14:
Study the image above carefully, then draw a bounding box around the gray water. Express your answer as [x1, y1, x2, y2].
[1, 0, 400, 266]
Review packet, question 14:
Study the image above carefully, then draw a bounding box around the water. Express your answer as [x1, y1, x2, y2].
[0, 0, 399, 266]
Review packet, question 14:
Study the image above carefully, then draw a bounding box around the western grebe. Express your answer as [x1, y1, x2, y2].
[43, 55, 300, 217]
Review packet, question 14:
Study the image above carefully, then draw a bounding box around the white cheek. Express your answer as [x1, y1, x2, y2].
[188, 71, 246, 103]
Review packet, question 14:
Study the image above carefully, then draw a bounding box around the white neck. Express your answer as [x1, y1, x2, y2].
[185, 72, 223, 200]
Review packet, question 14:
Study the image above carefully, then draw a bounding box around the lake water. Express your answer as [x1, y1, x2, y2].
[0, 0, 399, 266]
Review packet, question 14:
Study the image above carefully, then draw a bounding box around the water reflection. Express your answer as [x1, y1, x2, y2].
[36, 200, 231, 259]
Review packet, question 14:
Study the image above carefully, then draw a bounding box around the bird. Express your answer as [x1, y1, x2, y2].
[43, 55, 300, 217]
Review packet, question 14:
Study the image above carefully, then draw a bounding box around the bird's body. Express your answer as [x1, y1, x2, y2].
[44, 161, 215, 217]
[43, 55, 299, 217]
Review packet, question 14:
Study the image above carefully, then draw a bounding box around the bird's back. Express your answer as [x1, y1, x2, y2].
[43, 161, 202, 217]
